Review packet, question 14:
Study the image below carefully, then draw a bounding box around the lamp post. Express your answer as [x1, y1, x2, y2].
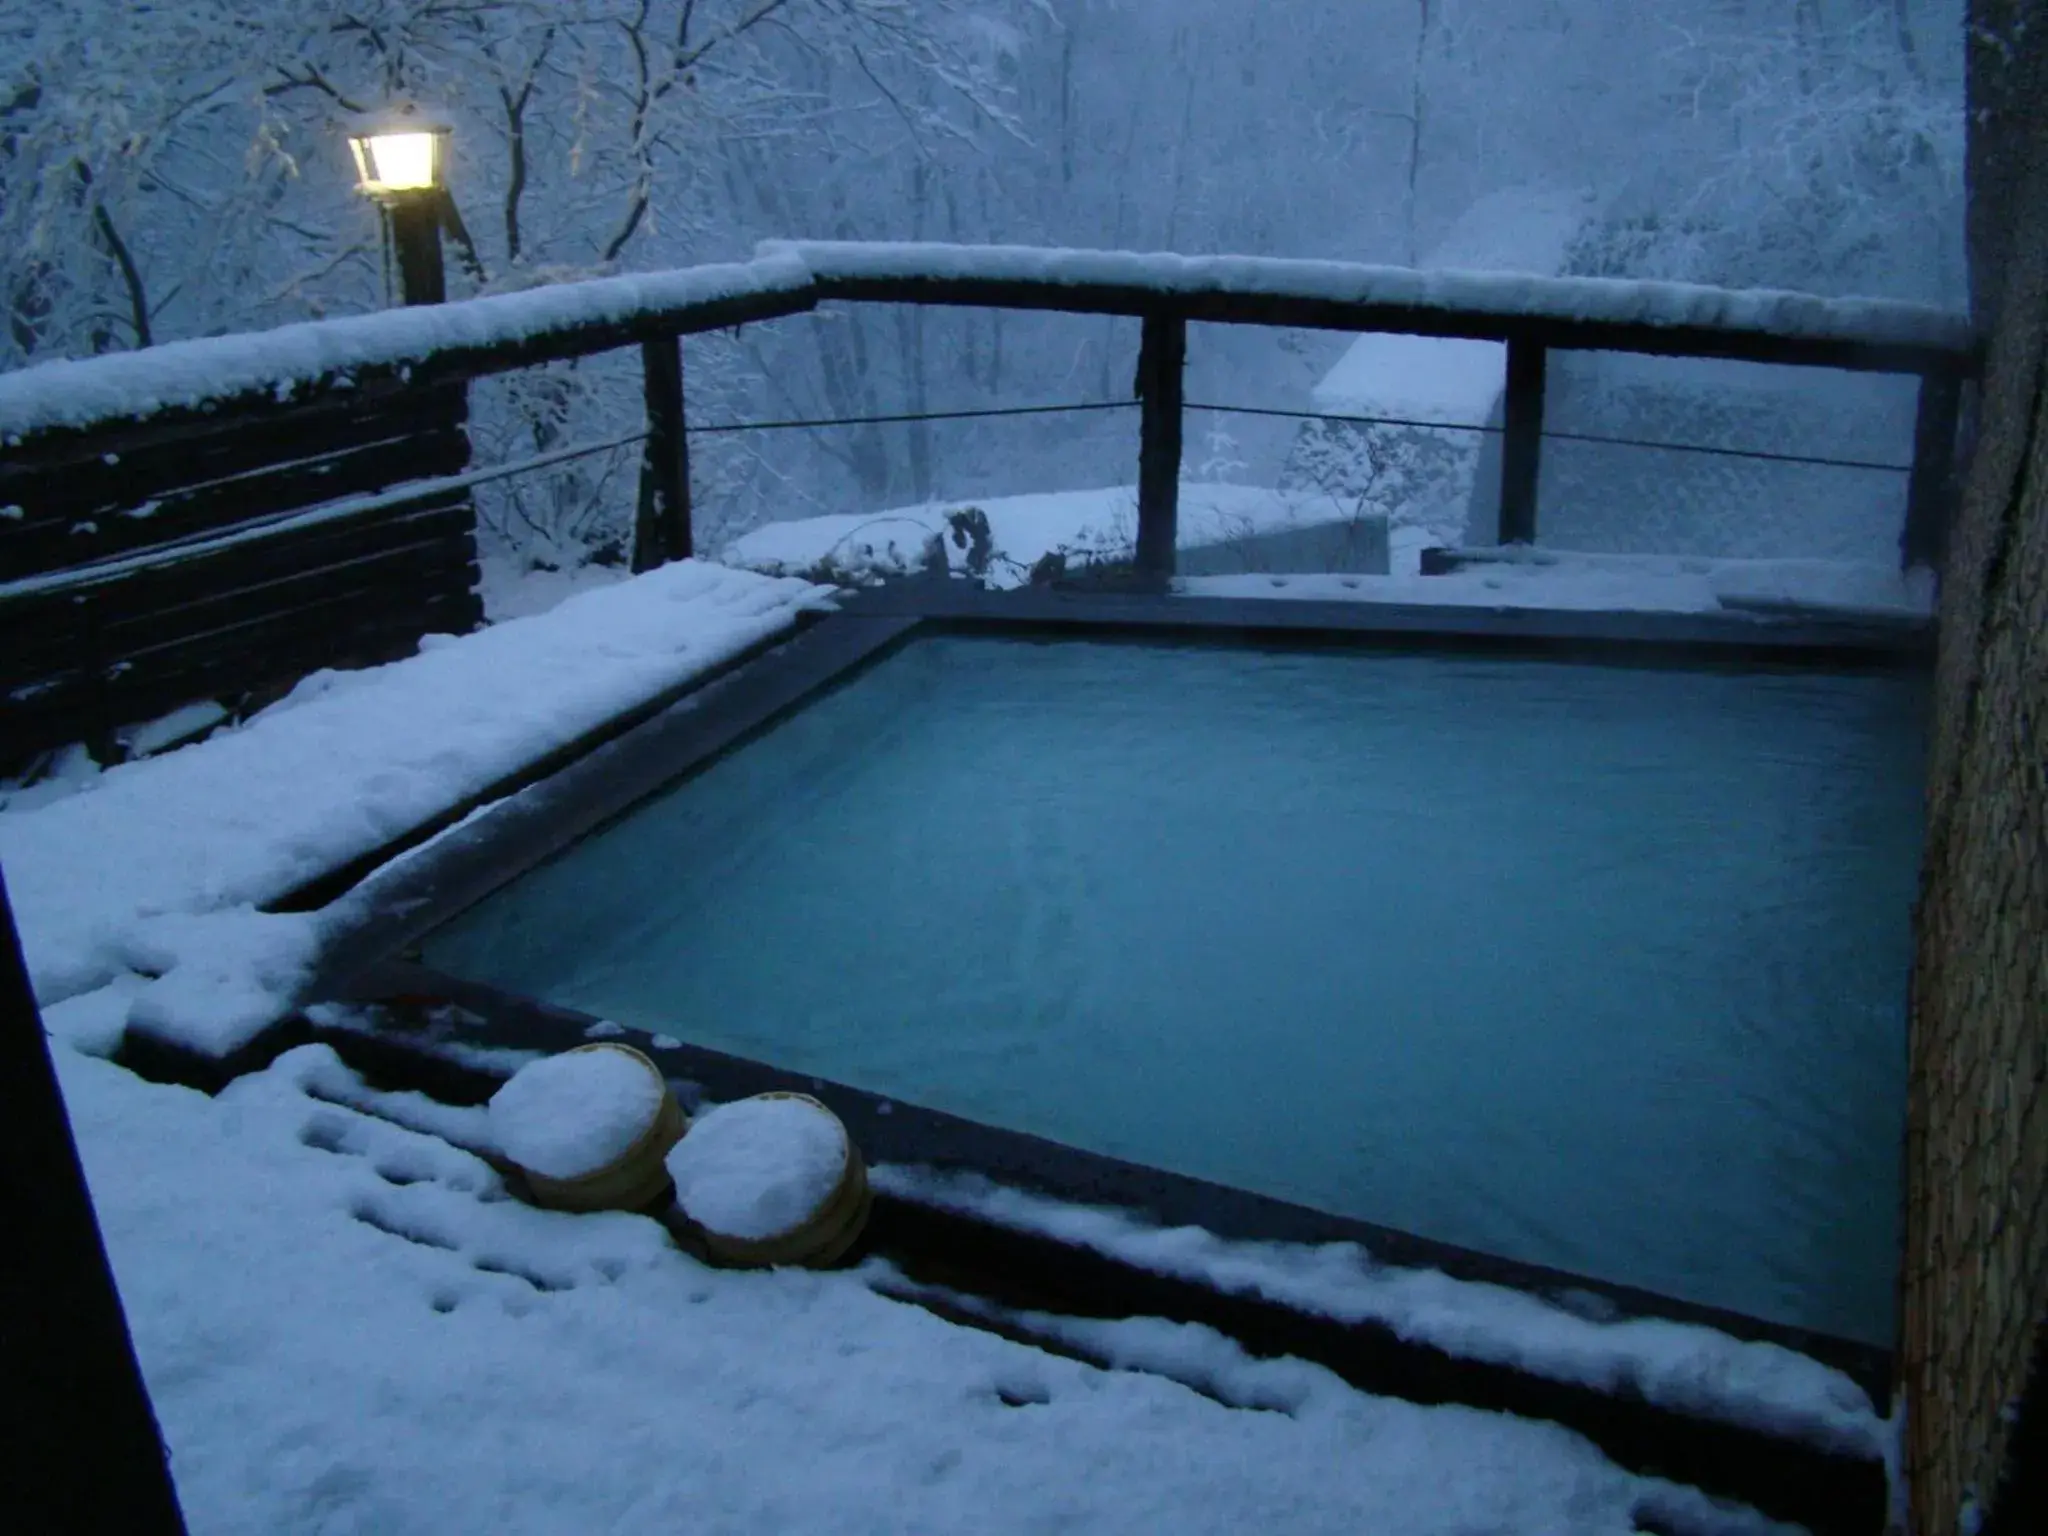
[346, 115, 453, 306]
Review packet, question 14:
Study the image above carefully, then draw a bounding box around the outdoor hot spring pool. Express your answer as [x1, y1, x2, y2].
[420, 632, 1924, 1343]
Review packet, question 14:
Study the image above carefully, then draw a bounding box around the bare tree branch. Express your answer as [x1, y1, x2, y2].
[499, 27, 556, 263]
[76, 163, 152, 348]
[266, 65, 370, 114]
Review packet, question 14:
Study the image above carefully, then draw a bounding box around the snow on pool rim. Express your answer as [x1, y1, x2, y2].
[487, 1044, 667, 1180]
[668, 1095, 849, 1241]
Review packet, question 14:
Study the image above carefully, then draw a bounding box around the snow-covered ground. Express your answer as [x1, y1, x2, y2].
[876, 1169, 1882, 1458]
[9, 549, 1902, 1533]
[475, 547, 631, 623]
[722, 480, 1934, 619]
[55, 1042, 1794, 1535]
[721, 482, 1359, 587]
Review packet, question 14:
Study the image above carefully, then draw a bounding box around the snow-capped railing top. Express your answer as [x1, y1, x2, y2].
[0, 255, 816, 454]
[0, 241, 1977, 459]
[771, 240, 1977, 367]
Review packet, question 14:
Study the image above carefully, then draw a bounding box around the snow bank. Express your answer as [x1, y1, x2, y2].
[724, 483, 1931, 620]
[723, 483, 1370, 587]
[0, 559, 832, 1049]
[475, 550, 632, 622]
[0, 256, 813, 443]
[489, 1048, 666, 1180]
[871, 1166, 1886, 1460]
[55, 1039, 1729, 1535]
[120, 908, 329, 1060]
[768, 239, 1973, 353]
[896, 1301, 1801, 1536]
[118, 701, 231, 760]
[668, 1096, 848, 1240]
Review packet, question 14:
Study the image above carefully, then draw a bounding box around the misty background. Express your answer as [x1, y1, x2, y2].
[0, 0, 1965, 567]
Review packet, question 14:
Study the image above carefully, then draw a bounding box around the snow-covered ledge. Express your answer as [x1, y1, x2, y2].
[1, 560, 833, 1053]
[767, 239, 1976, 356]
[872, 1166, 1889, 1462]
[0, 255, 814, 443]
[0, 242, 1972, 452]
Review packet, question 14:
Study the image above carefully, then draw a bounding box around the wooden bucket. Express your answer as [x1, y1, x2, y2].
[517, 1044, 689, 1215]
[689, 1093, 873, 1270]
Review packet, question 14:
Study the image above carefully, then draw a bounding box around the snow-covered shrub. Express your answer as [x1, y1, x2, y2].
[1280, 417, 1478, 549]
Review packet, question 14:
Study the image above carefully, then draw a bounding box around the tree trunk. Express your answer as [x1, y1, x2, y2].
[1405, 0, 1433, 265]
[1898, 9, 2048, 1532]
[1967, 1, 2048, 321]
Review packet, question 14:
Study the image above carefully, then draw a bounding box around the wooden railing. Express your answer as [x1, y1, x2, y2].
[0, 242, 1980, 762]
[767, 242, 1977, 569]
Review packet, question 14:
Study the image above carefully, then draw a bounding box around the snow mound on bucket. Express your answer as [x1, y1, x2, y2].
[668, 1097, 846, 1240]
[488, 1048, 663, 1180]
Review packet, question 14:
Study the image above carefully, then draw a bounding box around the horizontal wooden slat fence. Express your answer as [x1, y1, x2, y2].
[1, 386, 477, 763]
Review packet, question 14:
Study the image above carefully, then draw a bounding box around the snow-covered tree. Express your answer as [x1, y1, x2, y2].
[0, 0, 1036, 366]
[0, 0, 1967, 565]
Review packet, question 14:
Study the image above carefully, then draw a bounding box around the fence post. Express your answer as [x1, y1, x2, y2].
[1497, 336, 1546, 546]
[632, 333, 692, 574]
[1, 864, 190, 1534]
[1134, 311, 1186, 582]
[387, 196, 447, 307]
[1902, 368, 1962, 571]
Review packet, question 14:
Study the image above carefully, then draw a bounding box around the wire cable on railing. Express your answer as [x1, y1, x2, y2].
[1182, 399, 1914, 475]
[442, 429, 651, 487]
[685, 400, 1137, 436]
[1535, 427, 1912, 474]
[1186, 400, 1505, 437]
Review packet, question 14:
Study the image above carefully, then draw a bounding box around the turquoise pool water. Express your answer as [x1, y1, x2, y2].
[423, 633, 1924, 1342]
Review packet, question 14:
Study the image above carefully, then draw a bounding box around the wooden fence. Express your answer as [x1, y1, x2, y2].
[0, 388, 477, 764]
[0, 244, 1979, 768]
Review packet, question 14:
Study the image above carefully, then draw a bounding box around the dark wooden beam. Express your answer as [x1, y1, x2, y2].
[0, 485, 480, 769]
[800, 271, 1979, 377]
[1902, 369, 1963, 570]
[0, 866, 190, 1535]
[387, 196, 447, 308]
[2, 549, 479, 767]
[1133, 312, 1185, 582]
[632, 333, 692, 572]
[0, 402, 468, 585]
[1499, 338, 1546, 545]
[0, 389, 460, 515]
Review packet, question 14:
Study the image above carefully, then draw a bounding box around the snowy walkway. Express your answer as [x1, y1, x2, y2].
[58, 1041, 1781, 1535]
